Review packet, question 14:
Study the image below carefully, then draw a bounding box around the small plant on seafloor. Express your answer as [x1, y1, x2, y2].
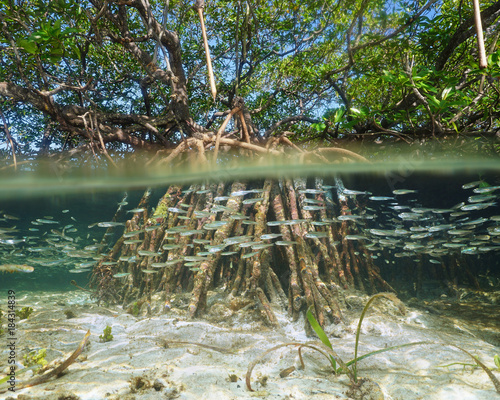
[245, 292, 500, 396]
[16, 306, 34, 319]
[99, 325, 113, 342]
[23, 349, 48, 369]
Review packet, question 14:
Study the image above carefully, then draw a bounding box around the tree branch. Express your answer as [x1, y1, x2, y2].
[263, 115, 320, 137]
[435, 1, 500, 71]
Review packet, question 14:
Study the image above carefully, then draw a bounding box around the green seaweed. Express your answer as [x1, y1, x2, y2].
[99, 325, 113, 342]
[306, 294, 410, 380]
[16, 306, 34, 320]
[305, 294, 500, 393]
[128, 302, 140, 317]
[23, 349, 47, 369]
[353, 292, 405, 381]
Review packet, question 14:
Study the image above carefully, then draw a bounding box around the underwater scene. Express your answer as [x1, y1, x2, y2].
[1, 160, 500, 400]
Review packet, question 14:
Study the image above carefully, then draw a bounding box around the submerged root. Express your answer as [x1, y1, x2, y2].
[90, 178, 404, 324]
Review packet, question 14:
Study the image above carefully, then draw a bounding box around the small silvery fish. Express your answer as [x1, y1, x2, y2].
[242, 198, 264, 205]
[392, 189, 417, 195]
[461, 202, 496, 211]
[305, 231, 328, 239]
[369, 196, 394, 201]
[224, 235, 252, 245]
[127, 208, 145, 213]
[138, 250, 160, 257]
[303, 205, 324, 211]
[311, 221, 330, 226]
[37, 218, 59, 224]
[346, 235, 368, 240]
[184, 256, 208, 262]
[468, 194, 496, 203]
[298, 189, 325, 194]
[462, 181, 482, 189]
[194, 211, 213, 218]
[260, 234, 282, 240]
[180, 230, 205, 237]
[0, 238, 25, 245]
[113, 273, 130, 278]
[275, 240, 298, 246]
[304, 198, 325, 204]
[251, 243, 274, 250]
[242, 251, 260, 259]
[97, 222, 125, 228]
[161, 243, 182, 250]
[151, 263, 169, 268]
[124, 229, 145, 237]
[343, 189, 369, 195]
[168, 207, 187, 214]
[0, 264, 34, 273]
[203, 221, 229, 230]
[211, 205, 234, 213]
[398, 213, 421, 220]
[124, 239, 143, 244]
[239, 241, 262, 248]
[230, 214, 249, 220]
[164, 259, 184, 266]
[206, 245, 227, 253]
[473, 185, 500, 193]
[193, 239, 211, 244]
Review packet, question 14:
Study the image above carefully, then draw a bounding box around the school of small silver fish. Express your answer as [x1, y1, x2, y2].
[1, 179, 499, 279]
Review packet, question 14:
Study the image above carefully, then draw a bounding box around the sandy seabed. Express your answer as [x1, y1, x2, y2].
[1, 290, 499, 400]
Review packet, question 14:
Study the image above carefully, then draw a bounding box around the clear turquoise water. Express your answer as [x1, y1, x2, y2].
[1, 158, 499, 295]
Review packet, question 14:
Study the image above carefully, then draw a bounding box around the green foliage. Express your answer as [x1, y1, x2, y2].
[23, 348, 48, 368]
[16, 306, 34, 320]
[1, 0, 499, 156]
[99, 325, 114, 342]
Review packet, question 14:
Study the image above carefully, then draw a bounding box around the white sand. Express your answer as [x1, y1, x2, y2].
[1, 290, 499, 400]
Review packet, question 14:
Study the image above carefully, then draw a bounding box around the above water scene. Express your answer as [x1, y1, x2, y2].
[1, 0, 500, 399]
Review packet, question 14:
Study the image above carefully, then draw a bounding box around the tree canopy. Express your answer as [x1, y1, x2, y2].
[1, 0, 500, 163]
